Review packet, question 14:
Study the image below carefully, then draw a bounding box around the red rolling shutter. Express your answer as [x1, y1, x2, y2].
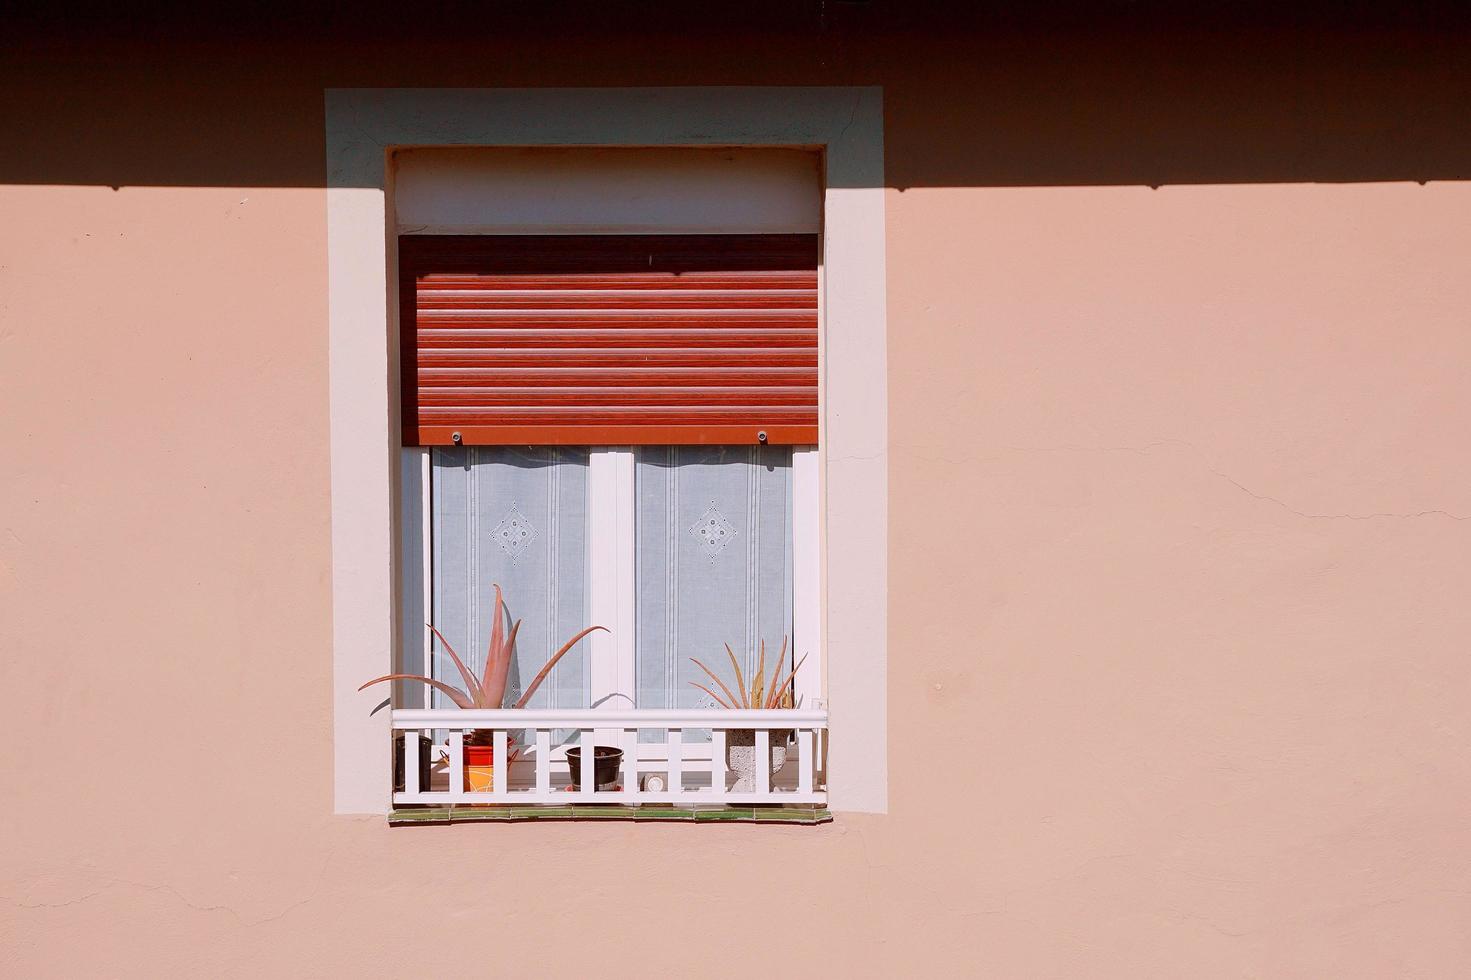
[398, 234, 819, 446]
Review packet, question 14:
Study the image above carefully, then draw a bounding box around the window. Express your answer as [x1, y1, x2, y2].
[398, 233, 823, 745]
[327, 90, 887, 814]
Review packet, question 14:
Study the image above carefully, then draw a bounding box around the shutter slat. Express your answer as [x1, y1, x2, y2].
[400, 234, 820, 446]
[417, 368, 818, 387]
[416, 328, 815, 349]
[418, 387, 818, 406]
[415, 311, 816, 326]
[421, 407, 820, 422]
[419, 272, 817, 290]
[418, 290, 817, 309]
[419, 349, 816, 368]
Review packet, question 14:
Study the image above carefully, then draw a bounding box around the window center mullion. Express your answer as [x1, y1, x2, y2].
[586, 447, 637, 714]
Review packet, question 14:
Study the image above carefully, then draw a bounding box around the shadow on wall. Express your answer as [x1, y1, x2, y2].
[2, 8, 1470, 191]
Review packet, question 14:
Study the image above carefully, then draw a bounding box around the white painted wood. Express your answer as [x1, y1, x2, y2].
[612, 450, 637, 709]
[448, 731, 464, 797]
[755, 729, 771, 797]
[493, 729, 508, 795]
[633, 742, 714, 762]
[504, 740, 715, 764]
[623, 728, 640, 803]
[792, 446, 822, 709]
[587, 449, 637, 719]
[402, 730, 420, 794]
[535, 729, 551, 796]
[711, 728, 727, 795]
[797, 728, 814, 795]
[667, 729, 682, 794]
[419, 449, 433, 710]
[587, 450, 617, 711]
[395, 790, 826, 806]
[579, 729, 596, 799]
[392, 708, 827, 729]
[388, 708, 826, 808]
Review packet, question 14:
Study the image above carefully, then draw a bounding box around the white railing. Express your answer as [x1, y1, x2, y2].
[392, 708, 828, 807]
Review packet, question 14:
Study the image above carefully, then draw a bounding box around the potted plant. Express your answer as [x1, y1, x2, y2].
[393, 731, 433, 793]
[690, 638, 807, 792]
[360, 584, 606, 792]
[564, 745, 625, 791]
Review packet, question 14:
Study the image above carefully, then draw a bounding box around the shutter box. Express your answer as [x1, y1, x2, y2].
[398, 234, 819, 446]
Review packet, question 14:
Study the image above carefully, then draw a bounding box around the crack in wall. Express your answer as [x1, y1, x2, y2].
[3, 852, 333, 927]
[1203, 466, 1469, 522]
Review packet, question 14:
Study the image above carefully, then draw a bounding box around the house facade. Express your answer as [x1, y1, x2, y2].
[4, 5, 1470, 976]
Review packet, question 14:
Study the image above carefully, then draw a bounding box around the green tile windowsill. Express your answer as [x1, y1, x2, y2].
[388, 804, 833, 826]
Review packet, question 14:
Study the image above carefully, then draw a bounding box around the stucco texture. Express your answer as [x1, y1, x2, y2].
[4, 27, 1471, 979]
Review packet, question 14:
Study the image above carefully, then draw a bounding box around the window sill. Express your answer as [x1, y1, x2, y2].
[388, 804, 832, 826]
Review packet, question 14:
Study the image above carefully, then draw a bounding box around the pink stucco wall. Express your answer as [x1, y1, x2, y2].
[5, 175, 1468, 978]
[3, 28, 1471, 976]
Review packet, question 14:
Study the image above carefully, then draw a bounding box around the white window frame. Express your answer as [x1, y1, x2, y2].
[407, 445, 823, 761]
[327, 87, 886, 814]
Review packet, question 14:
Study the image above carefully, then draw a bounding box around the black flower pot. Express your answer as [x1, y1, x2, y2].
[393, 731, 432, 793]
[565, 745, 624, 790]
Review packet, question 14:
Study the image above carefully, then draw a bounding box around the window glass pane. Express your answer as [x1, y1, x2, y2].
[431, 447, 590, 712]
[635, 446, 794, 724]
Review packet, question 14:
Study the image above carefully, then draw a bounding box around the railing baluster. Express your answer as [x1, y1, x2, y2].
[797, 727, 813, 795]
[401, 730, 420, 798]
[579, 729, 595, 800]
[493, 729, 508, 797]
[623, 727, 639, 803]
[755, 728, 771, 798]
[711, 727, 727, 799]
[535, 728, 551, 800]
[667, 728, 682, 795]
[448, 730, 464, 799]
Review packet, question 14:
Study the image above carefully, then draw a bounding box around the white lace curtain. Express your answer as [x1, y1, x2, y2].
[431, 447, 591, 711]
[429, 445, 793, 718]
[635, 446, 794, 714]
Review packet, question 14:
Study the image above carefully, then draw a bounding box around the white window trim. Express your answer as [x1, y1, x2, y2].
[327, 87, 886, 814]
[586, 448, 637, 709]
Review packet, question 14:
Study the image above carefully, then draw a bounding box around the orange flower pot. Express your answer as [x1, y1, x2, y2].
[464, 744, 495, 792]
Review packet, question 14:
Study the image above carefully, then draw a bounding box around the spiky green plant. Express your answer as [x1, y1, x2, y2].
[689, 636, 806, 709]
[360, 583, 606, 715]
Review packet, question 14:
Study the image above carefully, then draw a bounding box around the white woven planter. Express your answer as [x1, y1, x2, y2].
[724, 729, 792, 792]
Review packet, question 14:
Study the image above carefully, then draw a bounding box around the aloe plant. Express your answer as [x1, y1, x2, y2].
[360, 583, 606, 712]
[690, 637, 806, 710]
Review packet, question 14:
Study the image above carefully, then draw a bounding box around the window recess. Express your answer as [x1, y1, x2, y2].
[395, 232, 825, 808]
